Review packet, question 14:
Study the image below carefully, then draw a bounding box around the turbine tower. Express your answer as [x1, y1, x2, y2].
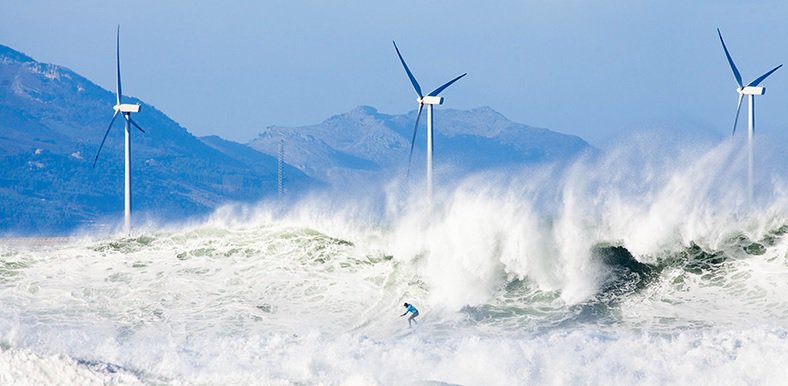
[393, 41, 466, 198]
[717, 28, 782, 203]
[278, 139, 284, 198]
[94, 26, 146, 235]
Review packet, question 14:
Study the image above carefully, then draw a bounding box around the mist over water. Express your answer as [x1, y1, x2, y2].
[1, 136, 787, 385]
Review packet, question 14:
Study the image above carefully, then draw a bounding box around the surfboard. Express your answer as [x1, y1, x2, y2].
[394, 326, 416, 338]
[394, 314, 426, 337]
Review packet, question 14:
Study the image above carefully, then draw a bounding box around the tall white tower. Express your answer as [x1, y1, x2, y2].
[717, 28, 782, 203]
[278, 139, 284, 198]
[94, 26, 146, 235]
[393, 41, 466, 198]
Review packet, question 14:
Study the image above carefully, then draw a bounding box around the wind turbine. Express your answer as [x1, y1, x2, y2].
[94, 25, 146, 235]
[717, 28, 782, 203]
[393, 41, 466, 197]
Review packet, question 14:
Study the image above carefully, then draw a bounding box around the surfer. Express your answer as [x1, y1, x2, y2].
[400, 302, 419, 328]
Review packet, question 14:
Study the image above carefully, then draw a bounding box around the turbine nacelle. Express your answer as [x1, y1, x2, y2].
[737, 86, 765, 96]
[418, 96, 444, 105]
[114, 103, 141, 113]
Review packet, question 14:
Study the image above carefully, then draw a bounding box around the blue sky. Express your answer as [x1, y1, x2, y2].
[2, 1, 787, 147]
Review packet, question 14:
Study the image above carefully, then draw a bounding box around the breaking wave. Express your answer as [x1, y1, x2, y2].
[1, 135, 787, 384]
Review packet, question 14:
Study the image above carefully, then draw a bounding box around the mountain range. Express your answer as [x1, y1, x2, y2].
[250, 105, 592, 187]
[0, 44, 314, 234]
[0, 43, 592, 234]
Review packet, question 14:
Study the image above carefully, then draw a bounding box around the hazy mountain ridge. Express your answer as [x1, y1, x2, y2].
[0, 43, 594, 234]
[0, 44, 314, 234]
[249, 105, 594, 184]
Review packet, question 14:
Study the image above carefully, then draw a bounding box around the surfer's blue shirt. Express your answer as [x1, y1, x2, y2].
[401, 303, 420, 328]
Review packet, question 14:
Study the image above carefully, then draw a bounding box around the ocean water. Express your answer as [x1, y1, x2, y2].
[1, 138, 787, 385]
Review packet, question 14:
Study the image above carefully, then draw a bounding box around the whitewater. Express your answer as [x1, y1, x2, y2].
[1, 137, 787, 385]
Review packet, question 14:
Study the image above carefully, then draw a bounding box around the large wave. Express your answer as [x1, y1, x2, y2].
[1, 134, 786, 384]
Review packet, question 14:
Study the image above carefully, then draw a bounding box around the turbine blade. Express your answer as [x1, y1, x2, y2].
[406, 104, 424, 178]
[127, 116, 145, 133]
[116, 25, 122, 106]
[717, 28, 743, 88]
[748, 64, 783, 87]
[94, 111, 119, 167]
[427, 73, 467, 97]
[393, 41, 423, 97]
[732, 94, 743, 136]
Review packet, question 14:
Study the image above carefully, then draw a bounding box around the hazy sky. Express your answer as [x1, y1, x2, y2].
[2, 1, 788, 147]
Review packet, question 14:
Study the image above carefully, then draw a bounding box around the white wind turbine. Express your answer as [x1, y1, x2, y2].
[393, 41, 466, 197]
[93, 26, 146, 235]
[717, 28, 782, 203]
